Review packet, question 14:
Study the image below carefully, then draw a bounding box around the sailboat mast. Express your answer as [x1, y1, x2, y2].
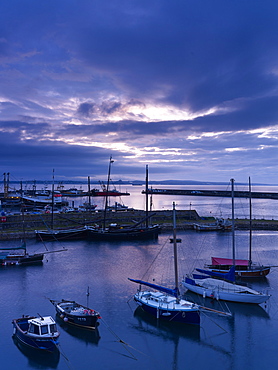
[88, 176, 91, 211]
[51, 169, 55, 230]
[172, 202, 179, 301]
[145, 165, 149, 228]
[231, 178, 236, 267]
[248, 177, 252, 269]
[103, 156, 113, 230]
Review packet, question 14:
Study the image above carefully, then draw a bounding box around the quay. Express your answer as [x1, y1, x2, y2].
[0, 209, 277, 240]
[143, 188, 278, 199]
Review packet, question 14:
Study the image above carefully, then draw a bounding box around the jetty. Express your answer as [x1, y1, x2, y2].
[143, 188, 278, 199]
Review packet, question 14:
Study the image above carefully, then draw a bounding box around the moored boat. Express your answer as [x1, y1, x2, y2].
[182, 272, 271, 304]
[35, 226, 88, 241]
[206, 178, 272, 278]
[0, 242, 44, 266]
[49, 299, 101, 330]
[12, 315, 60, 352]
[129, 202, 231, 325]
[87, 160, 160, 241]
[193, 218, 232, 231]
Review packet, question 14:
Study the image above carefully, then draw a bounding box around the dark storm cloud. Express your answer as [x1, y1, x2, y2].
[77, 99, 145, 118]
[72, 1, 278, 111]
[0, 1, 277, 182]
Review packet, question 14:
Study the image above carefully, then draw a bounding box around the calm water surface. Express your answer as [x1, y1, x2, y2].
[1, 226, 278, 370]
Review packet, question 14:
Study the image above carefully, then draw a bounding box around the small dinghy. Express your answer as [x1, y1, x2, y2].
[12, 315, 60, 352]
[50, 299, 101, 330]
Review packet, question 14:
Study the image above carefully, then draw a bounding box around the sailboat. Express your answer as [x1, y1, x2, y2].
[86, 159, 160, 241]
[206, 177, 272, 278]
[35, 170, 88, 241]
[129, 202, 200, 324]
[182, 179, 271, 304]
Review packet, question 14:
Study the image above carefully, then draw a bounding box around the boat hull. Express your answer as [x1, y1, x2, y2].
[87, 225, 160, 241]
[35, 227, 88, 241]
[182, 279, 270, 304]
[208, 266, 270, 278]
[1, 254, 43, 266]
[133, 292, 200, 325]
[51, 300, 100, 330]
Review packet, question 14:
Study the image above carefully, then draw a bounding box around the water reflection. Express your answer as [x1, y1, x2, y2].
[55, 315, 101, 346]
[12, 336, 60, 369]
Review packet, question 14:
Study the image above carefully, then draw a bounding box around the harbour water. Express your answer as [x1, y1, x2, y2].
[1, 185, 278, 369]
[1, 228, 278, 369]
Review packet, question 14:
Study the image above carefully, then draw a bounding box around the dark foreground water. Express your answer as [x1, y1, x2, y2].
[1, 228, 278, 370]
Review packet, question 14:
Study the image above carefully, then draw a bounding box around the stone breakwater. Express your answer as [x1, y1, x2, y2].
[0, 209, 277, 240]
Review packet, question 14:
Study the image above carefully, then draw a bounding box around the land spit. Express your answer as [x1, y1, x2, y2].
[0, 209, 277, 240]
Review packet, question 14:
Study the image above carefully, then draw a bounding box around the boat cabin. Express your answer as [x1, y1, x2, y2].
[27, 316, 58, 336]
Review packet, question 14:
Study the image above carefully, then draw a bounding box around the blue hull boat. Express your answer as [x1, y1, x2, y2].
[12, 315, 60, 352]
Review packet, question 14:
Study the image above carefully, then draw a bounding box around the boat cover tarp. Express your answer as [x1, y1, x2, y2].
[128, 278, 179, 298]
[211, 257, 249, 266]
[196, 266, 236, 283]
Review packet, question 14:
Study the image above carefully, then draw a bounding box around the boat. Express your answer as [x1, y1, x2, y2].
[60, 188, 85, 197]
[78, 202, 97, 212]
[35, 171, 88, 241]
[89, 189, 130, 197]
[193, 218, 232, 231]
[129, 202, 200, 324]
[182, 268, 271, 304]
[12, 315, 60, 352]
[129, 203, 232, 323]
[0, 241, 44, 266]
[87, 160, 160, 241]
[49, 299, 101, 330]
[206, 178, 272, 278]
[106, 201, 131, 211]
[35, 226, 88, 241]
[182, 179, 271, 304]
[21, 194, 64, 206]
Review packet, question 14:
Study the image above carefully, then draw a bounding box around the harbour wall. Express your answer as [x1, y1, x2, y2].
[0, 209, 277, 240]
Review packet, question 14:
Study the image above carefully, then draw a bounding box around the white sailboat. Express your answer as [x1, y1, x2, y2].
[182, 179, 271, 305]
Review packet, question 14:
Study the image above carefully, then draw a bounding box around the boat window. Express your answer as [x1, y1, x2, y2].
[29, 324, 40, 335]
[50, 324, 57, 333]
[41, 325, 49, 335]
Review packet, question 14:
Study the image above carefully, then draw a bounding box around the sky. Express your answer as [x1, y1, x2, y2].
[0, 0, 278, 184]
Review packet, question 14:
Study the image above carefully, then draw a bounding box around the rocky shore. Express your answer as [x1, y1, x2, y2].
[0, 209, 277, 240]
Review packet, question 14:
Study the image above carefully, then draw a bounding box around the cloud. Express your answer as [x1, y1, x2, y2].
[0, 1, 277, 183]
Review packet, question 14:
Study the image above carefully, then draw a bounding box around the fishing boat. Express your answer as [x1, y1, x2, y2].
[0, 242, 44, 266]
[87, 160, 160, 241]
[89, 188, 130, 197]
[21, 193, 64, 206]
[206, 178, 272, 278]
[182, 179, 271, 304]
[60, 188, 85, 197]
[12, 315, 60, 352]
[49, 299, 101, 330]
[193, 218, 232, 231]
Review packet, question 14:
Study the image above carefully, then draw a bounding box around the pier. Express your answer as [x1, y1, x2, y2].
[143, 188, 278, 199]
